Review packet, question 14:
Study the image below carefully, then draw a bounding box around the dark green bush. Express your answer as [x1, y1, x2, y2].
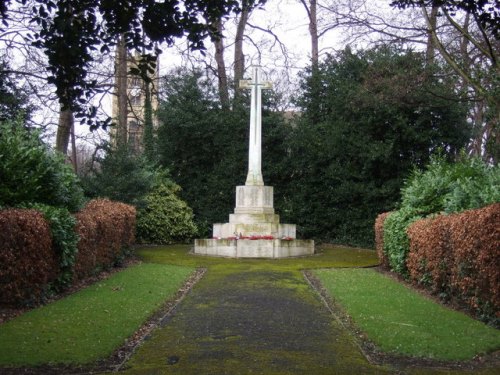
[382, 154, 500, 277]
[401, 154, 500, 216]
[0, 119, 84, 212]
[27, 203, 79, 290]
[383, 209, 421, 277]
[81, 144, 157, 209]
[136, 183, 198, 244]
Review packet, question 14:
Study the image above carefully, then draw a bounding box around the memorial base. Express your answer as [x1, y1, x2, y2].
[194, 185, 315, 258]
[194, 238, 314, 258]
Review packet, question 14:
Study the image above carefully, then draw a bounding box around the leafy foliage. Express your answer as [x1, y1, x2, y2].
[0, 209, 57, 306]
[81, 143, 157, 209]
[74, 199, 136, 280]
[0, 0, 265, 129]
[136, 183, 198, 244]
[25, 203, 79, 290]
[0, 119, 85, 212]
[0, 60, 33, 122]
[157, 70, 247, 234]
[382, 154, 500, 277]
[284, 46, 469, 246]
[407, 204, 500, 326]
[383, 209, 421, 277]
[401, 154, 500, 215]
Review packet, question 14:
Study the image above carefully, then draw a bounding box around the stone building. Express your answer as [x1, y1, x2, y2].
[111, 48, 159, 154]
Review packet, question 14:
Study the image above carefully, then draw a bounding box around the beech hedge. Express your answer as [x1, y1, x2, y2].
[73, 199, 136, 281]
[376, 204, 499, 324]
[0, 209, 58, 306]
[407, 203, 499, 323]
[0, 199, 136, 306]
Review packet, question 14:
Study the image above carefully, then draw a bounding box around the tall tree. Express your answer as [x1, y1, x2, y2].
[0, 0, 265, 140]
[286, 46, 471, 245]
[211, 18, 230, 108]
[0, 59, 33, 122]
[115, 35, 128, 149]
[391, 0, 500, 161]
[299, 0, 319, 68]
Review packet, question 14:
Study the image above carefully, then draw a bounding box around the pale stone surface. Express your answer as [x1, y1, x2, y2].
[239, 67, 272, 186]
[194, 239, 314, 258]
[194, 65, 314, 258]
[235, 185, 274, 214]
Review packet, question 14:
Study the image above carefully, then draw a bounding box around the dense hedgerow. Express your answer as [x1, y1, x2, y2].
[379, 155, 500, 277]
[74, 199, 136, 280]
[0, 209, 58, 306]
[374, 212, 391, 269]
[27, 203, 79, 290]
[407, 204, 500, 325]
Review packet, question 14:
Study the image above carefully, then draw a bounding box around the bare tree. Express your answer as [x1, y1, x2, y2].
[209, 18, 231, 108]
[114, 36, 129, 148]
[299, 0, 319, 68]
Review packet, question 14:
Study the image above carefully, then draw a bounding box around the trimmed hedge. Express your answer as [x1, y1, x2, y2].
[0, 209, 58, 306]
[374, 212, 391, 269]
[73, 199, 136, 281]
[406, 203, 499, 323]
[0, 199, 136, 306]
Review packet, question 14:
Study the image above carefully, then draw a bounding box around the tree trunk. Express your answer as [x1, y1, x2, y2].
[425, 5, 439, 64]
[55, 105, 73, 155]
[213, 19, 230, 108]
[234, 6, 250, 96]
[70, 121, 77, 173]
[300, 0, 319, 69]
[115, 35, 128, 148]
[309, 0, 318, 69]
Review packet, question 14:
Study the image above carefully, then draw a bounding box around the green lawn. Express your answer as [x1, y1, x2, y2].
[0, 263, 194, 366]
[2, 245, 498, 369]
[314, 268, 500, 361]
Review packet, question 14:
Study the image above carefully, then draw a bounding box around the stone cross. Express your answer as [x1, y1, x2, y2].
[239, 66, 272, 186]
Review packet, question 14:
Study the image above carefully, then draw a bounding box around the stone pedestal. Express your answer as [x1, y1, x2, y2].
[194, 185, 314, 258]
[194, 66, 313, 258]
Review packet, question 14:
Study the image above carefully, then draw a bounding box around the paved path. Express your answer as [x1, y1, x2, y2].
[120, 268, 390, 374]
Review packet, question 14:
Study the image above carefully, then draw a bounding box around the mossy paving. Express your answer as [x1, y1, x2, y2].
[121, 268, 387, 374]
[115, 246, 499, 375]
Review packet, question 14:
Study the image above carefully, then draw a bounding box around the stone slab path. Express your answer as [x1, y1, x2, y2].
[120, 268, 390, 374]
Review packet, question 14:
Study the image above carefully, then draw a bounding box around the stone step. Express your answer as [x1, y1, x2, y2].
[213, 222, 296, 239]
[194, 238, 315, 258]
[229, 213, 280, 224]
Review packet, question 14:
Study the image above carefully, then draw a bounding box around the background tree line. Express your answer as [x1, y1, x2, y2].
[156, 46, 470, 246]
[1, 0, 498, 247]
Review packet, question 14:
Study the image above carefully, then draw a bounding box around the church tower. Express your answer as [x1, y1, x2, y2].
[111, 45, 159, 154]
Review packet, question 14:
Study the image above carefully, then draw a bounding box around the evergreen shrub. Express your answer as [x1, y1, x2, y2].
[0, 209, 57, 305]
[374, 212, 391, 269]
[380, 155, 499, 277]
[27, 203, 78, 290]
[0, 120, 84, 212]
[383, 209, 421, 277]
[136, 183, 198, 244]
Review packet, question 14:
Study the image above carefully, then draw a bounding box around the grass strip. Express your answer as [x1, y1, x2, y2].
[0, 263, 194, 366]
[314, 268, 500, 361]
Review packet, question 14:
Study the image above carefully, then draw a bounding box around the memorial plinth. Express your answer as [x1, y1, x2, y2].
[194, 66, 314, 258]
